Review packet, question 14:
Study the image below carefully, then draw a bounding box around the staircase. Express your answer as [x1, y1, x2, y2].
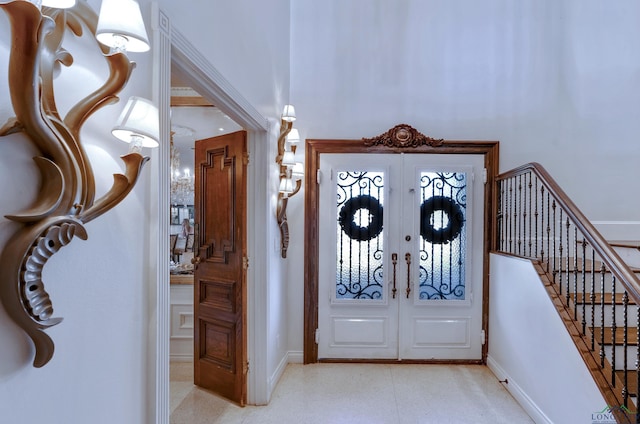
[495, 163, 640, 423]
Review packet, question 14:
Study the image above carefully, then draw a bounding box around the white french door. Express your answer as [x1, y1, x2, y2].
[318, 153, 485, 360]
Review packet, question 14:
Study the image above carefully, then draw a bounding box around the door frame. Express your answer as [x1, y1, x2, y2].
[151, 6, 271, 421]
[303, 125, 499, 364]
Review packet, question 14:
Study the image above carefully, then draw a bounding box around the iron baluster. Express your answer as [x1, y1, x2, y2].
[565, 218, 571, 307]
[573, 227, 578, 317]
[636, 305, 640, 423]
[590, 248, 596, 351]
[600, 262, 606, 369]
[546, 190, 551, 273]
[581, 239, 586, 331]
[622, 290, 629, 407]
[558, 208, 564, 295]
[552, 200, 557, 285]
[611, 275, 616, 388]
[540, 185, 545, 265]
[509, 179, 515, 253]
[517, 174, 522, 256]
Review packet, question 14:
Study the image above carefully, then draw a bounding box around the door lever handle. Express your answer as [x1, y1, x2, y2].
[391, 253, 398, 299]
[405, 253, 411, 299]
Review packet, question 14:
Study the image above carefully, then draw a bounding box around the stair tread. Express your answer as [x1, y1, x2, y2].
[593, 327, 639, 345]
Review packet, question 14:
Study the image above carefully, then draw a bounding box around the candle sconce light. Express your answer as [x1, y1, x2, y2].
[0, 0, 158, 367]
[275, 105, 303, 258]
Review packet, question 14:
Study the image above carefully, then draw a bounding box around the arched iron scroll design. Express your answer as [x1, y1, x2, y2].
[0, 1, 150, 367]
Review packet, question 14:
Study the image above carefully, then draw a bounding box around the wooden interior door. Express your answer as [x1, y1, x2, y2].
[193, 130, 248, 405]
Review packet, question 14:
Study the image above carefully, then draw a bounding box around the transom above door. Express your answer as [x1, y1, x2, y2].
[318, 153, 485, 360]
[303, 125, 499, 364]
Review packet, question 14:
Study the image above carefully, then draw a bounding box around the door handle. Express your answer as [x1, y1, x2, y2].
[391, 253, 398, 299]
[405, 252, 411, 299]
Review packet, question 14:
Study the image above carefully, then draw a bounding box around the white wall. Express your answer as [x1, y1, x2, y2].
[287, 0, 640, 353]
[0, 1, 154, 422]
[488, 254, 606, 424]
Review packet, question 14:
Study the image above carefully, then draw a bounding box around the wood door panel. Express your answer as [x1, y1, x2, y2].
[200, 147, 237, 264]
[194, 130, 247, 405]
[199, 279, 237, 314]
[199, 318, 236, 370]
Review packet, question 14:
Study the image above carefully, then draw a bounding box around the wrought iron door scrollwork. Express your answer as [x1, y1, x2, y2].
[0, 1, 150, 367]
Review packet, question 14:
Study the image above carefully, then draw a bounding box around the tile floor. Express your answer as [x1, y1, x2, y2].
[170, 362, 534, 424]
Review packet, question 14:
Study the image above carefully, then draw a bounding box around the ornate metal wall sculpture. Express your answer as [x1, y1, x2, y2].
[0, 1, 149, 367]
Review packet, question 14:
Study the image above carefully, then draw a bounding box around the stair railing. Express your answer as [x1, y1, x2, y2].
[496, 162, 640, 418]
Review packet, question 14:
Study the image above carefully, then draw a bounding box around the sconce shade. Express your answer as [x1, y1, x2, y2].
[96, 0, 150, 52]
[112, 96, 159, 148]
[279, 177, 294, 194]
[291, 162, 304, 180]
[281, 150, 296, 166]
[281, 104, 296, 122]
[42, 0, 76, 7]
[286, 128, 300, 145]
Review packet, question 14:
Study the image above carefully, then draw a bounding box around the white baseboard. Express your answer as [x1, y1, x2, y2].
[287, 351, 303, 364]
[487, 355, 552, 424]
[170, 354, 192, 363]
[268, 352, 290, 397]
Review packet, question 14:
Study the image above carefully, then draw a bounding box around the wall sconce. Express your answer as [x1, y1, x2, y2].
[0, 0, 157, 367]
[276, 105, 303, 258]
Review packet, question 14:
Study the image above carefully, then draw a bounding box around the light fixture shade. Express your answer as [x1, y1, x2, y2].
[291, 162, 304, 180]
[112, 96, 159, 148]
[286, 128, 300, 145]
[281, 150, 296, 166]
[42, 0, 76, 8]
[281, 104, 296, 122]
[279, 177, 294, 194]
[96, 0, 150, 53]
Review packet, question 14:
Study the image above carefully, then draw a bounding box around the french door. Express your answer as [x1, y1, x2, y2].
[317, 153, 485, 360]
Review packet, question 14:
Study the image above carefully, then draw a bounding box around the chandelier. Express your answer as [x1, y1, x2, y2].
[170, 126, 195, 206]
